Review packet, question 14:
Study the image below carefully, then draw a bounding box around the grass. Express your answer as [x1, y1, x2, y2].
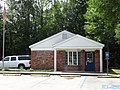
[104, 68, 120, 74]
[23, 69, 54, 72]
[109, 68, 120, 74]
[98, 68, 120, 78]
[0, 68, 54, 72]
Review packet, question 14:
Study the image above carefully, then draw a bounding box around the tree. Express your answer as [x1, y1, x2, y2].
[84, 0, 120, 67]
[0, 0, 88, 59]
[62, 0, 87, 35]
[5, 0, 58, 55]
[115, 24, 120, 43]
[6, 0, 37, 55]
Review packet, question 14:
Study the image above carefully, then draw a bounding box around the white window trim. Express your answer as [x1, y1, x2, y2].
[66, 50, 80, 65]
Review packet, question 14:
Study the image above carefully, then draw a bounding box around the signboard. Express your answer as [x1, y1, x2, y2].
[105, 52, 109, 60]
[105, 51, 109, 75]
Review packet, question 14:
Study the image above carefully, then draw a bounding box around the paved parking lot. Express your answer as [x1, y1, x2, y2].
[0, 75, 120, 90]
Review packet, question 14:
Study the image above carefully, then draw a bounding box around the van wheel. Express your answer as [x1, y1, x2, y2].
[18, 64, 25, 69]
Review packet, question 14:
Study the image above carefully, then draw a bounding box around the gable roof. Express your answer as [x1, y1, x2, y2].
[29, 30, 104, 50]
[53, 34, 104, 49]
[29, 30, 75, 50]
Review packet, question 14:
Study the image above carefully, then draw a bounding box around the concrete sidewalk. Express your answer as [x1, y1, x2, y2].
[0, 71, 108, 76]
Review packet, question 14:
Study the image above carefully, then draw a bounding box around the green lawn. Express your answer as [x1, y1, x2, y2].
[0, 68, 54, 72]
[109, 68, 120, 74]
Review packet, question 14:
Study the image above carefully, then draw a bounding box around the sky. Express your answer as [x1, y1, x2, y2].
[0, 0, 7, 13]
[0, 0, 5, 6]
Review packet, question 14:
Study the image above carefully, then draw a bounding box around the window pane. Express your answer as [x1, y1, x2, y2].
[11, 57, 16, 61]
[18, 57, 30, 60]
[87, 52, 93, 63]
[73, 52, 77, 65]
[78, 52, 81, 65]
[65, 52, 68, 65]
[4, 57, 9, 61]
[69, 52, 72, 65]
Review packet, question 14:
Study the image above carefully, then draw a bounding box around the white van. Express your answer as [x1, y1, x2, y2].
[0, 55, 31, 69]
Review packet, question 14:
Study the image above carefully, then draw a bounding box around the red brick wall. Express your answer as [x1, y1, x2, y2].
[64, 65, 81, 71]
[57, 50, 66, 71]
[95, 50, 100, 72]
[80, 50, 85, 71]
[31, 50, 100, 72]
[31, 51, 54, 69]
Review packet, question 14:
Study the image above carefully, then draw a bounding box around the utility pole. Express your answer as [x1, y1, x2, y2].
[2, 1, 8, 71]
[2, 20, 6, 69]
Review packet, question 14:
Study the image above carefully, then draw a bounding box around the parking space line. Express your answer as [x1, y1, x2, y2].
[80, 76, 87, 89]
[29, 77, 51, 88]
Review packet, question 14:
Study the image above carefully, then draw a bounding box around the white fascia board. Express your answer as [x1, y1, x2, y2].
[30, 48, 54, 51]
[54, 46, 103, 50]
[29, 30, 75, 48]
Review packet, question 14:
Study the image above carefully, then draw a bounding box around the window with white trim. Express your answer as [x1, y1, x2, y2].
[65, 51, 80, 65]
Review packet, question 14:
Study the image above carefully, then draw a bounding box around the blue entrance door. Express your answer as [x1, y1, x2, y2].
[85, 52, 95, 71]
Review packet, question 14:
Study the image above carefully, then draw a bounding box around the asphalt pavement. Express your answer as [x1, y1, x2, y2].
[0, 75, 120, 90]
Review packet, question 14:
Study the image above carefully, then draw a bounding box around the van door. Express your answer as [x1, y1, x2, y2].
[3, 57, 10, 67]
[9, 57, 17, 67]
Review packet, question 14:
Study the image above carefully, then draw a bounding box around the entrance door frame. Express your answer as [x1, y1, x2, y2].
[85, 51, 95, 71]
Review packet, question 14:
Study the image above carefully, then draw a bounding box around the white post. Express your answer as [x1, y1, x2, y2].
[100, 49, 103, 72]
[54, 49, 57, 72]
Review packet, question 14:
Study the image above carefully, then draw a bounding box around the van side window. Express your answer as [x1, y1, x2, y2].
[18, 57, 30, 60]
[4, 57, 9, 61]
[11, 57, 16, 61]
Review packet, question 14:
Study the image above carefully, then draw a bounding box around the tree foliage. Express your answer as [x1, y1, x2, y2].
[84, 0, 120, 67]
[0, 0, 120, 68]
[0, 0, 87, 59]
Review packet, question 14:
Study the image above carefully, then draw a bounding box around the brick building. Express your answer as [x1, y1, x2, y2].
[29, 31, 104, 72]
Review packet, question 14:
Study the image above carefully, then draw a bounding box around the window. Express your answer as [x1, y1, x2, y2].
[73, 52, 77, 65]
[69, 52, 72, 65]
[11, 57, 16, 61]
[65, 52, 68, 65]
[86, 52, 93, 63]
[62, 34, 67, 39]
[78, 52, 81, 65]
[4, 57, 9, 61]
[66, 51, 80, 65]
[18, 57, 30, 60]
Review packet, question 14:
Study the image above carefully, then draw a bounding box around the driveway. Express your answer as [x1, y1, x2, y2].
[0, 75, 120, 90]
